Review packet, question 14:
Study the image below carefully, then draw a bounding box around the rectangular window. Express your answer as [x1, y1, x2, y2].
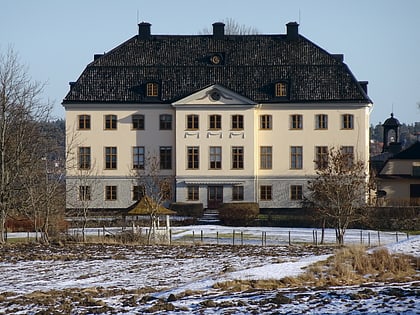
[342, 114, 354, 129]
[260, 185, 272, 201]
[105, 147, 117, 169]
[160, 146, 172, 169]
[341, 146, 354, 167]
[413, 166, 420, 176]
[260, 146, 272, 169]
[290, 185, 303, 200]
[232, 146, 244, 169]
[209, 146, 222, 169]
[290, 114, 303, 129]
[187, 186, 199, 201]
[187, 146, 199, 169]
[231, 115, 244, 130]
[187, 114, 199, 130]
[260, 115, 272, 129]
[133, 146, 145, 169]
[105, 186, 117, 201]
[146, 83, 158, 97]
[132, 114, 145, 130]
[209, 114, 221, 130]
[232, 186, 244, 201]
[315, 146, 328, 170]
[78, 115, 91, 130]
[315, 114, 328, 130]
[79, 186, 91, 201]
[275, 82, 287, 97]
[78, 147, 91, 170]
[132, 185, 144, 201]
[410, 184, 420, 205]
[290, 146, 303, 169]
[160, 114, 172, 130]
[105, 114, 117, 130]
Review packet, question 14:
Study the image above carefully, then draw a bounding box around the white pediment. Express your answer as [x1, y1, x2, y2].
[172, 84, 257, 107]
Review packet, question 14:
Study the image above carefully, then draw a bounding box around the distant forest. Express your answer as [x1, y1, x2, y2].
[42, 119, 65, 163]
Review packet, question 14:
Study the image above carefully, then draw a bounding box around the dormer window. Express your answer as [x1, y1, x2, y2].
[146, 82, 159, 97]
[275, 82, 288, 97]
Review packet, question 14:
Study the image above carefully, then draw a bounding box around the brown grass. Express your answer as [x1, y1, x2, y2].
[214, 245, 418, 291]
[299, 245, 417, 286]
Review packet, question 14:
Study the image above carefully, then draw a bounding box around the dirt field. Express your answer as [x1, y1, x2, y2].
[0, 242, 418, 314]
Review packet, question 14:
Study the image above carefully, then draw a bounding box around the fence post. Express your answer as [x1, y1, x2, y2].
[368, 232, 371, 247]
[169, 229, 172, 245]
[396, 232, 399, 243]
[233, 230, 235, 246]
[217, 231, 219, 245]
[201, 230, 203, 243]
[288, 230, 291, 246]
[378, 231, 381, 246]
[406, 233, 409, 240]
[360, 230, 363, 244]
[313, 230, 318, 245]
[241, 231, 243, 245]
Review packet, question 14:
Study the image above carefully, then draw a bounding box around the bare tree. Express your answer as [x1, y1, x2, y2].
[0, 47, 51, 243]
[305, 147, 368, 245]
[65, 127, 100, 242]
[200, 18, 259, 35]
[132, 152, 173, 245]
[71, 165, 100, 242]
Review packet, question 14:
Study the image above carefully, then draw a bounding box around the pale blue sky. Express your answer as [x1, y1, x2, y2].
[1, 0, 419, 125]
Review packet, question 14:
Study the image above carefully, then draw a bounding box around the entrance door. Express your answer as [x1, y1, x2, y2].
[207, 186, 223, 209]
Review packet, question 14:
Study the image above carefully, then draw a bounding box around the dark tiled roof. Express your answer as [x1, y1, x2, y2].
[63, 31, 371, 104]
[390, 142, 420, 159]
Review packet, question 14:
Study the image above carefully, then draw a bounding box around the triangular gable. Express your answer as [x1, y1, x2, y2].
[172, 84, 257, 107]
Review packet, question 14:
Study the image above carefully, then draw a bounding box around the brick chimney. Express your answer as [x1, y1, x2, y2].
[138, 22, 151, 39]
[213, 22, 225, 39]
[286, 22, 299, 40]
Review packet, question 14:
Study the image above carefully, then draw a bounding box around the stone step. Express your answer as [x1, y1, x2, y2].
[197, 209, 220, 224]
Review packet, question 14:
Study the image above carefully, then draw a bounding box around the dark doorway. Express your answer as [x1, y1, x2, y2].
[207, 186, 223, 209]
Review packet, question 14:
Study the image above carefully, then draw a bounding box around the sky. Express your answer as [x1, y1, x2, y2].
[1, 0, 419, 125]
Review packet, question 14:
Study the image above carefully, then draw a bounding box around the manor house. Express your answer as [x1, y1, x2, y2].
[63, 21, 372, 212]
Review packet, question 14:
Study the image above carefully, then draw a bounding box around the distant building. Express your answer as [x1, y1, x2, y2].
[377, 141, 420, 206]
[63, 21, 372, 212]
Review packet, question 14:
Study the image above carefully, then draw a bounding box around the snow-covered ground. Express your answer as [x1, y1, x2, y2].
[0, 226, 419, 314]
[170, 225, 410, 246]
[10, 225, 409, 246]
